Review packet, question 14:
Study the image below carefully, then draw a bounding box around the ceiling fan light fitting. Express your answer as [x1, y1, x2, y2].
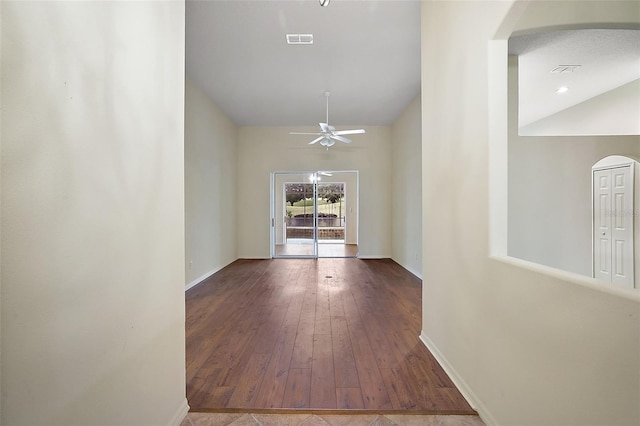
[291, 93, 365, 149]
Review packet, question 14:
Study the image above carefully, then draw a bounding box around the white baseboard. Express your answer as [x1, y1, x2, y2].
[167, 398, 190, 426]
[186, 268, 221, 291]
[186, 258, 273, 291]
[401, 263, 422, 280]
[419, 332, 497, 426]
[382, 257, 423, 279]
[356, 254, 389, 259]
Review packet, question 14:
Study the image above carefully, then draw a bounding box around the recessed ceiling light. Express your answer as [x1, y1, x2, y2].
[320, 0, 330, 6]
[556, 86, 569, 94]
[286, 34, 313, 45]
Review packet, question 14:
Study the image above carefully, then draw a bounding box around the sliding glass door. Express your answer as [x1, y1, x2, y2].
[271, 171, 358, 258]
[272, 172, 317, 257]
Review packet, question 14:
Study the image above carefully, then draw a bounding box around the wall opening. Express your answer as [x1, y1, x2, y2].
[488, 2, 640, 297]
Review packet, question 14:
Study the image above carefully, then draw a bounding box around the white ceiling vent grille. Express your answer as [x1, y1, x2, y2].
[550, 65, 581, 73]
[286, 34, 313, 45]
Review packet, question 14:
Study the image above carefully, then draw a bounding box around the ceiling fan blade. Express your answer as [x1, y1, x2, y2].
[290, 132, 323, 135]
[330, 135, 352, 144]
[308, 136, 325, 145]
[333, 129, 365, 135]
[319, 123, 330, 132]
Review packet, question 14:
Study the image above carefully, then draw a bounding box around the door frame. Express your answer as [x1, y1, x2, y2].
[270, 170, 359, 258]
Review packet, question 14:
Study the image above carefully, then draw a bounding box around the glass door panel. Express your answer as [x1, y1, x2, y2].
[316, 182, 344, 252]
[273, 172, 317, 258]
[271, 171, 358, 258]
[315, 172, 358, 258]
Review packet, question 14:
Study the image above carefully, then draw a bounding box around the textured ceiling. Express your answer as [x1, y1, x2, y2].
[186, 0, 422, 127]
[509, 29, 640, 127]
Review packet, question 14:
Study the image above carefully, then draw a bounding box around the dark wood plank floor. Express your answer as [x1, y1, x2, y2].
[186, 258, 475, 414]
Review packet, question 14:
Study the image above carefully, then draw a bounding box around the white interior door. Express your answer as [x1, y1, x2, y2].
[593, 169, 612, 282]
[593, 165, 634, 288]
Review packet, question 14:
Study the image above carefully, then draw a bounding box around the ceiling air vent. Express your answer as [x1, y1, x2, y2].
[286, 34, 313, 45]
[550, 65, 581, 73]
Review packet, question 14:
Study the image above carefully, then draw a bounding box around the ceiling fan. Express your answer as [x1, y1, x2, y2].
[290, 92, 365, 148]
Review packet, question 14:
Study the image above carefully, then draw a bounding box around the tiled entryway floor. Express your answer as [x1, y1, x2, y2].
[181, 412, 485, 426]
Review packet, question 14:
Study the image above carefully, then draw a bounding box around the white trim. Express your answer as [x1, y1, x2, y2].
[592, 155, 638, 171]
[419, 332, 498, 426]
[356, 254, 390, 259]
[270, 172, 275, 258]
[186, 267, 223, 291]
[167, 398, 190, 426]
[403, 265, 422, 280]
[393, 260, 422, 280]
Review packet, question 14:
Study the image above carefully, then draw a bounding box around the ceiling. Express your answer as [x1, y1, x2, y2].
[185, 0, 421, 127]
[186, 3, 639, 130]
[509, 29, 640, 128]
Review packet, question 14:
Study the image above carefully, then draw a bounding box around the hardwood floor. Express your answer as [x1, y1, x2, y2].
[186, 258, 476, 415]
[274, 243, 358, 257]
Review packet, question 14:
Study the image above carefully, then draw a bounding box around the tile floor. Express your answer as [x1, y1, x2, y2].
[180, 412, 486, 426]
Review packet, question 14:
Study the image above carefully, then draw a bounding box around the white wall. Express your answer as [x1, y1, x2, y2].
[185, 77, 237, 289]
[421, 1, 640, 425]
[508, 57, 640, 277]
[391, 96, 422, 278]
[1, 2, 187, 425]
[237, 126, 391, 258]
